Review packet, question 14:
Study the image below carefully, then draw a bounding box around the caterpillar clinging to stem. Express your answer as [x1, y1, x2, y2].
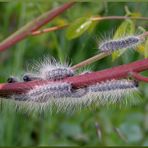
[99, 36, 142, 53]
[4, 31, 148, 113]
[5, 77, 140, 113]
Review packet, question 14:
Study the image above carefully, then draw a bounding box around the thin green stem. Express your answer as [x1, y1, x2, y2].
[72, 52, 109, 70]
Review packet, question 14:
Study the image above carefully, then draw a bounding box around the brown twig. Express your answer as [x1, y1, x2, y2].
[91, 16, 148, 21]
[0, 1, 76, 52]
[30, 16, 148, 36]
[0, 59, 147, 97]
[31, 24, 68, 36]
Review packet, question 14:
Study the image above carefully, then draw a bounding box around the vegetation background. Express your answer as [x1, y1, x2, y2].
[0, 1, 148, 146]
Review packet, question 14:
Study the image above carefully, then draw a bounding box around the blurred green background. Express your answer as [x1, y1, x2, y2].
[0, 1, 148, 146]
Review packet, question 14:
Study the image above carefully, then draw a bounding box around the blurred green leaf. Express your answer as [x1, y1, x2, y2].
[119, 123, 143, 143]
[136, 44, 145, 55]
[60, 122, 82, 137]
[53, 17, 68, 26]
[87, 21, 97, 33]
[66, 17, 93, 40]
[112, 19, 135, 61]
[136, 38, 148, 58]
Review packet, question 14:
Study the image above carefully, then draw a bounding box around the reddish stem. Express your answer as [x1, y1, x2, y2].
[68, 59, 148, 88]
[0, 59, 147, 97]
[0, 1, 75, 52]
[130, 72, 148, 82]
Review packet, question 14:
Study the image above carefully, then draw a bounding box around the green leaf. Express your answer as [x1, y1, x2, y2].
[112, 19, 135, 61]
[66, 17, 93, 40]
[87, 21, 97, 33]
[136, 44, 145, 55]
[136, 36, 148, 58]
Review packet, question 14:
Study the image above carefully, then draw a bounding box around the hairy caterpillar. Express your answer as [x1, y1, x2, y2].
[7, 79, 140, 113]
[5, 58, 141, 113]
[99, 36, 143, 53]
[22, 58, 75, 81]
[88, 79, 139, 106]
[7, 58, 75, 82]
[89, 79, 138, 92]
[23, 67, 74, 82]
[40, 67, 74, 80]
[36, 58, 75, 80]
[12, 82, 89, 112]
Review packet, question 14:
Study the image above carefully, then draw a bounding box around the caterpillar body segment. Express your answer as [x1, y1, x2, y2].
[99, 36, 143, 53]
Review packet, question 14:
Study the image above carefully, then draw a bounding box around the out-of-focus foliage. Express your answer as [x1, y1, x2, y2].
[66, 17, 93, 39]
[0, 1, 148, 146]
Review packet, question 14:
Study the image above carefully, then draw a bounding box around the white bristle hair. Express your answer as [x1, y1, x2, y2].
[88, 79, 139, 106]
[6, 79, 140, 114]
[30, 57, 75, 80]
[99, 35, 143, 53]
[12, 83, 90, 113]
[10, 82, 71, 113]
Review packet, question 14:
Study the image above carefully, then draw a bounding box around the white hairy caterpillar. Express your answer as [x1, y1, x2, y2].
[9, 78, 140, 113]
[36, 58, 75, 80]
[12, 82, 89, 113]
[99, 35, 143, 53]
[22, 82, 72, 102]
[23, 58, 75, 81]
[10, 82, 72, 113]
[88, 79, 139, 106]
[89, 79, 138, 92]
[41, 67, 74, 80]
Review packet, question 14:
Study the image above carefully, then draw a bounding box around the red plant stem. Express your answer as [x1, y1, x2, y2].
[68, 59, 148, 88]
[130, 72, 148, 82]
[0, 59, 147, 97]
[0, 1, 75, 52]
